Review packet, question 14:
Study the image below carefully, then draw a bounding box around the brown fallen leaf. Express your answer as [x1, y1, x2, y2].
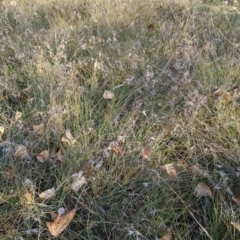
[107, 141, 124, 155]
[231, 222, 240, 232]
[161, 163, 178, 178]
[36, 150, 49, 163]
[147, 23, 154, 31]
[24, 191, 34, 204]
[103, 90, 115, 99]
[61, 129, 76, 146]
[194, 182, 213, 198]
[141, 147, 151, 161]
[14, 144, 29, 160]
[46, 207, 77, 237]
[0, 126, 4, 141]
[176, 158, 188, 168]
[33, 123, 45, 135]
[39, 187, 55, 200]
[189, 164, 211, 178]
[160, 228, 172, 240]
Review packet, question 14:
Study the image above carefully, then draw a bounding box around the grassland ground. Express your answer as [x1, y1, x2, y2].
[1, 0, 240, 239]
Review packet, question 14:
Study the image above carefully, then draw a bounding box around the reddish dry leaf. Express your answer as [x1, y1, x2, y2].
[160, 228, 172, 240]
[189, 164, 211, 178]
[141, 147, 151, 161]
[46, 208, 77, 237]
[107, 141, 124, 155]
[33, 123, 45, 135]
[36, 150, 49, 163]
[14, 144, 28, 160]
[39, 187, 55, 200]
[103, 90, 115, 99]
[194, 182, 213, 198]
[61, 130, 76, 146]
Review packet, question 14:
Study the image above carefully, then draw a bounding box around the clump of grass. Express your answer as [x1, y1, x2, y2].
[1, 0, 240, 239]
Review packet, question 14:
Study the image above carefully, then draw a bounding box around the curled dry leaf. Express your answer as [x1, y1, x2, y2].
[141, 147, 151, 161]
[194, 182, 213, 198]
[0, 126, 4, 141]
[71, 171, 87, 192]
[161, 163, 178, 178]
[189, 164, 211, 178]
[46, 207, 77, 237]
[14, 144, 29, 160]
[39, 187, 55, 200]
[107, 141, 124, 155]
[103, 90, 115, 99]
[61, 129, 76, 146]
[36, 150, 49, 163]
[33, 123, 45, 135]
[160, 228, 172, 240]
[231, 222, 240, 232]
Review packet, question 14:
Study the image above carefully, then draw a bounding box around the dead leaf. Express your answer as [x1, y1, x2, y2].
[117, 135, 126, 143]
[103, 90, 115, 99]
[71, 171, 87, 192]
[194, 182, 213, 198]
[0, 126, 4, 141]
[24, 191, 34, 204]
[14, 111, 22, 122]
[50, 211, 58, 221]
[189, 164, 211, 178]
[33, 123, 45, 135]
[61, 129, 76, 146]
[107, 141, 124, 155]
[232, 191, 240, 205]
[231, 222, 240, 232]
[147, 23, 154, 31]
[36, 150, 49, 163]
[46, 207, 77, 237]
[80, 159, 93, 178]
[39, 187, 55, 200]
[161, 163, 178, 178]
[49, 147, 63, 163]
[14, 144, 29, 160]
[141, 147, 151, 160]
[160, 228, 172, 240]
[176, 158, 188, 168]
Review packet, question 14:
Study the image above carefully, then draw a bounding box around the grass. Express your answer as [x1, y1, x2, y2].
[1, 0, 240, 239]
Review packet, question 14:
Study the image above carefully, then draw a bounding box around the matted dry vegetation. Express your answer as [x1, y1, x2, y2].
[1, 0, 240, 239]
